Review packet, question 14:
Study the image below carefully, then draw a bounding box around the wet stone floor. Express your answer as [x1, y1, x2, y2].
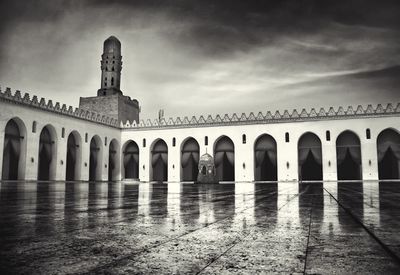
[0, 181, 400, 274]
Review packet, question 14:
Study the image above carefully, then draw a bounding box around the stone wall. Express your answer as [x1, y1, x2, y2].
[0, 88, 121, 181]
[121, 115, 400, 182]
[79, 93, 139, 124]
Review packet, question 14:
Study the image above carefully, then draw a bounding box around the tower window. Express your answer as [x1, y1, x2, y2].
[366, 128, 371, 139]
[113, 61, 115, 64]
[105, 77, 107, 80]
[285, 132, 289, 143]
[111, 77, 114, 86]
[242, 134, 246, 144]
[85, 133, 88, 143]
[143, 138, 146, 147]
[112, 67, 114, 71]
[105, 137, 107, 146]
[104, 82, 107, 87]
[106, 61, 108, 64]
[326, 130, 330, 141]
[205, 136, 208, 146]
[62, 127, 65, 138]
[32, 121, 37, 133]
[172, 138, 176, 147]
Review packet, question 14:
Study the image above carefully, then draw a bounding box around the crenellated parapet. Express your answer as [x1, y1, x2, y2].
[0, 87, 120, 128]
[2, 86, 399, 130]
[121, 102, 400, 130]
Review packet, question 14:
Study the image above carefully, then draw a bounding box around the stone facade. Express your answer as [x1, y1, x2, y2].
[79, 93, 139, 124]
[1, 86, 399, 183]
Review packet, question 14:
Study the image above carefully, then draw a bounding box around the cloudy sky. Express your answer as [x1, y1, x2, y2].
[0, 0, 399, 120]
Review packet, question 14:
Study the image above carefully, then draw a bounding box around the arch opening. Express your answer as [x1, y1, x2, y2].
[377, 129, 400, 180]
[214, 136, 234, 181]
[151, 139, 168, 182]
[38, 125, 57, 180]
[336, 131, 362, 180]
[89, 136, 103, 181]
[181, 138, 200, 181]
[123, 140, 139, 179]
[66, 132, 81, 181]
[108, 139, 120, 181]
[298, 133, 322, 181]
[2, 119, 26, 180]
[254, 134, 277, 181]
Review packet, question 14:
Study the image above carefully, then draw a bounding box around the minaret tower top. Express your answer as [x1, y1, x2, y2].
[98, 36, 123, 96]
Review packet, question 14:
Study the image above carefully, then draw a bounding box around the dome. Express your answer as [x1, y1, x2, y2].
[103, 36, 121, 53]
[199, 153, 213, 164]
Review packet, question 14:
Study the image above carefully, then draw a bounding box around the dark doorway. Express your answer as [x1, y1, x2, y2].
[123, 141, 139, 179]
[254, 134, 277, 181]
[2, 119, 23, 180]
[89, 136, 102, 181]
[108, 140, 118, 181]
[38, 127, 53, 180]
[298, 133, 322, 181]
[151, 139, 168, 182]
[181, 138, 200, 181]
[214, 136, 234, 181]
[66, 133, 79, 181]
[336, 131, 362, 180]
[377, 129, 400, 180]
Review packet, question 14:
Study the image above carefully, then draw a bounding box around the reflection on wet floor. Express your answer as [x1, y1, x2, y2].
[0, 181, 399, 274]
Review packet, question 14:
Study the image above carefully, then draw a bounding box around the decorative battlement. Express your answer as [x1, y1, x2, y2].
[1, 86, 399, 131]
[121, 102, 400, 130]
[0, 87, 119, 128]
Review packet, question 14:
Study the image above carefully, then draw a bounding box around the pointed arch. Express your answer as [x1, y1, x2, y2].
[150, 139, 168, 182]
[254, 134, 277, 181]
[108, 139, 120, 181]
[122, 140, 139, 180]
[377, 128, 400, 180]
[214, 135, 235, 181]
[38, 124, 57, 180]
[180, 137, 200, 181]
[2, 117, 27, 180]
[298, 132, 322, 181]
[336, 130, 362, 180]
[66, 131, 82, 181]
[89, 135, 103, 181]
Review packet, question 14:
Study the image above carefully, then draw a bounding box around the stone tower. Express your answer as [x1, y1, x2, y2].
[98, 36, 122, 96]
[79, 36, 140, 124]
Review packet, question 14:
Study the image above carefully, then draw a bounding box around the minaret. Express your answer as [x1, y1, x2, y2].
[98, 36, 123, 96]
[80, 36, 140, 124]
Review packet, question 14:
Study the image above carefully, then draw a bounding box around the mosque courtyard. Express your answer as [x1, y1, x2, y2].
[0, 181, 399, 274]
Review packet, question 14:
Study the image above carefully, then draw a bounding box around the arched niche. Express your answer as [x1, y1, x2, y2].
[38, 124, 57, 181]
[214, 136, 235, 181]
[108, 139, 120, 181]
[122, 140, 139, 180]
[377, 128, 400, 180]
[336, 130, 362, 180]
[66, 131, 82, 181]
[150, 139, 168, 182]
[89, 135, 103, 181]
[2, 117, 27, 180]
[181, 137, 200, 181]
[298, 132, 322, 181]
[254, 134, 277, 181]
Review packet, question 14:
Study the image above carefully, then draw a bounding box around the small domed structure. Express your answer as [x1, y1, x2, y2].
[197, 153, 219, 184]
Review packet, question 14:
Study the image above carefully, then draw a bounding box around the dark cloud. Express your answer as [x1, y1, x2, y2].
[0, 0, 399, 120]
